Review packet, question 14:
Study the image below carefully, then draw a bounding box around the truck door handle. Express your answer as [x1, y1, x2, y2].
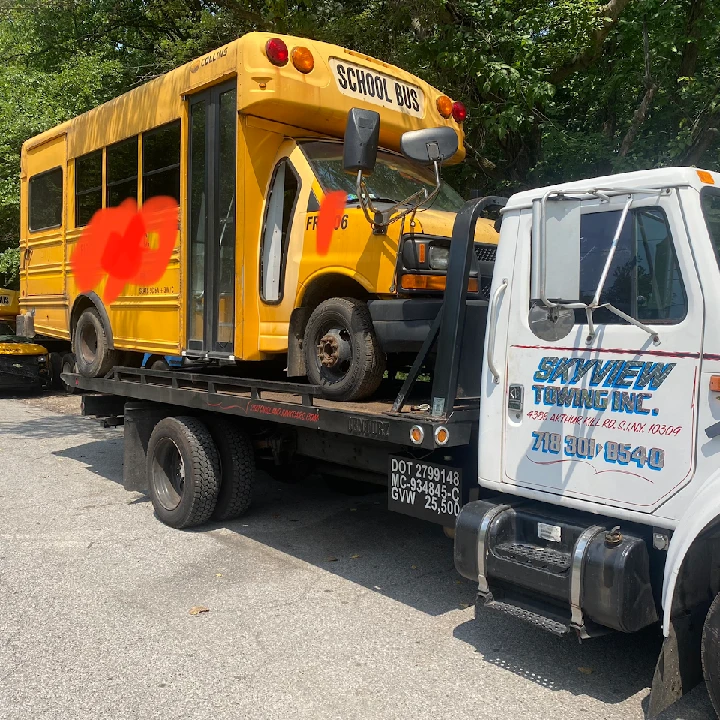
[486, 277, 508, 384]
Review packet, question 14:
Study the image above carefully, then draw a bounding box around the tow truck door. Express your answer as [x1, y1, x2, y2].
[499, 192, 703, 513]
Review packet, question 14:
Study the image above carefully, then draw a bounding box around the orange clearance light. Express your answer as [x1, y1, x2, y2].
[265, 38, 289, 67]
[710, 375, 720, 392]
[452, 101, 467, 123]
[698, 170, 715, 185]
[410, 425, 425, 445]
[437, 95, 453, 118]
[434, 426, 450, 446]
[417, 243, 426, 263]
[291, 46, 314, 73]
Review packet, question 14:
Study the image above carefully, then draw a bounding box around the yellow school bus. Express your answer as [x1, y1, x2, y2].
[19, 32, 498, 400]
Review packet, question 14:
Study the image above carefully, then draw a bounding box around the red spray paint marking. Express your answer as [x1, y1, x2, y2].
[71, 197, 179, 304]
[316, 191, 347, 256]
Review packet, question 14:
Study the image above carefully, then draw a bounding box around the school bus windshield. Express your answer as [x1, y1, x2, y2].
[301, 141, 465, 213]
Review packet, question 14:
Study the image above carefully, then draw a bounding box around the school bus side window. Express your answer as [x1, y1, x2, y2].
[107, 136, 138, 207]
[29, 167, 63, 232]
[75, 150, 102, 227]
[260, 160, 300, 303]
[142, 121, 181, 203]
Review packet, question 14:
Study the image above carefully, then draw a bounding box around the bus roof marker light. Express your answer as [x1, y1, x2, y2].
[452, 101, 467, 123]
[437, 95, 453, 118]
[266, 38, 289, 67]
[292, 46, 314, 74]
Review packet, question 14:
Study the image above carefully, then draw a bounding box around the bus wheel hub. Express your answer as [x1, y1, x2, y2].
[318, 331, 350, 368]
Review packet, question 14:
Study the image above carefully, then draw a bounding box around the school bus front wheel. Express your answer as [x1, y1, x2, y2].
[303, 297, 386, 402]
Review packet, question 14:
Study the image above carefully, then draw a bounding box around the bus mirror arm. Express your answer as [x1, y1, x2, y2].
[356, 160, 443, 235]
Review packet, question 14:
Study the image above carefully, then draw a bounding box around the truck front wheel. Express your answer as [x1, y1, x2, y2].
[147, 416, 220, 529]
[303, 297, 385, 401]
[73, 307, 118, 378]
[702, 592, 720, 715]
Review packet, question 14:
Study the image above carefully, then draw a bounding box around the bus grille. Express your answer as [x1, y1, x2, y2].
[475, 244, 497, 263]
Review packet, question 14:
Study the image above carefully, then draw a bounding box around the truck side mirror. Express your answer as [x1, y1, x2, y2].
[530, 197, 581, 303]
[343, 108, 380, 174]
[400, 127, 458, 165]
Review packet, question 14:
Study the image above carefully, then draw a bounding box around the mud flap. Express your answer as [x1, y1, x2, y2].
[647, 609, 705, 718]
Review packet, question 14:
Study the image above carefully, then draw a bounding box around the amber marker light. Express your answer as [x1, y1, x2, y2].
[710, 375, 720, 392]
[698, 169, 715, 185]
[292, 46, 314, 73]
[434, 426, 450, 446]
[410, 425, 425, 445]
[437, 95, 453, 118]
[400, 274, 479, 292]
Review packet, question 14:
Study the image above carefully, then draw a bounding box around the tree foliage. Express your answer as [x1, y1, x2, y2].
[0, 0, 718, 274]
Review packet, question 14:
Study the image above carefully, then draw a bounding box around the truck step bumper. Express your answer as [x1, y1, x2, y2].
[455, 499, 658, 636]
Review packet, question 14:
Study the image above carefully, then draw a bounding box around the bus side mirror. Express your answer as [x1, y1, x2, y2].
[400, 127, 458, 165]
[530, 197, 581, 303]
[343, 108, 380, 174]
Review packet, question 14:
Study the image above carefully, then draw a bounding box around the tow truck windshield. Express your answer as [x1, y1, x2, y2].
[302, 140, 465, 213]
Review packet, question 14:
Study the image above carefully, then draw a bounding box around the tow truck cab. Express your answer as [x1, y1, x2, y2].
[455, 167, 720, 716]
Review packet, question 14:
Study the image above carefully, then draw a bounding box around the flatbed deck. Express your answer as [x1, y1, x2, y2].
[65, 367, 478, 450]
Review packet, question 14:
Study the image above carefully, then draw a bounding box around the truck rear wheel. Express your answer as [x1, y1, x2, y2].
[73, 307, 118, 378]
[702, 592, 720, 714]
[146, 416, 220, 529]
[303, 297, 385, 401]
[207, 419, 254, 521]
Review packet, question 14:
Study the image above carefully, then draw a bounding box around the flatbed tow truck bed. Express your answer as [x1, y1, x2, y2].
[66, 367, 479, 451]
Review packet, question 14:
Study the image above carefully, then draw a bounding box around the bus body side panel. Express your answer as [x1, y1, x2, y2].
[20, 134, 69, 338]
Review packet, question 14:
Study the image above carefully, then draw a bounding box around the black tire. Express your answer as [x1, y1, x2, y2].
[148, 356, 170, 371]
[702, 592, 720, 715]
[146, 416, 220, 529]
[50, 352, 64, 391]
[61, 353, 77, 394]
[303, 297, 385, 401]
[73, 308, 118, 378]
[207, 419, 254, 521]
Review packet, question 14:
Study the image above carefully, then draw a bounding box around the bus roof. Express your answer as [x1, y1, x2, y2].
[22, 32, 465, 164]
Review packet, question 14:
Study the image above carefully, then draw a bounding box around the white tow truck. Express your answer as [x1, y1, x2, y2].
[67, 109, 720, 717]
[454, 166, 720, 718]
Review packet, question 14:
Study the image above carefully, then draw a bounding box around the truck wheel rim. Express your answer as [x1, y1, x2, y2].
[151, 438, 186, 511]
[315, 324, 352, 383]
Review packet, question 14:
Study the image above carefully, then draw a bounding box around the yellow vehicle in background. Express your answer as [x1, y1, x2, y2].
[18, 32, 498, 400]
[0, 288, 19, 328]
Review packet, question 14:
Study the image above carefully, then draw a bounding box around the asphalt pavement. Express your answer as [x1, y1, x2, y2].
[0, 395, 714, 719]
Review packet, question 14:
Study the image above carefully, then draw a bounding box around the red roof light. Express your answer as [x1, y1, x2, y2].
[452, 101, 467, 123]
[266, 38, 289, 67]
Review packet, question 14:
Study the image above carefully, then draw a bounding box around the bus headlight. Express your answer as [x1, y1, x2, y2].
[428, 245, 449, 270]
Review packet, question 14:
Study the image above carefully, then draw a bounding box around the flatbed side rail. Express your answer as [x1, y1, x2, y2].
[64, 368, 477, 450]
[107, 366, 320, 406]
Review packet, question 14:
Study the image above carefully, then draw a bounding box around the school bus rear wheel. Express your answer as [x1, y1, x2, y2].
[303, 297, 386, 402]
[72, 308, 118, 378]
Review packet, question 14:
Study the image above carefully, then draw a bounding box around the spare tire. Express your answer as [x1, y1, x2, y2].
[73, 307, 118, 378]
[147, 416, 220, 529]
[303, 297, 385, 401]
